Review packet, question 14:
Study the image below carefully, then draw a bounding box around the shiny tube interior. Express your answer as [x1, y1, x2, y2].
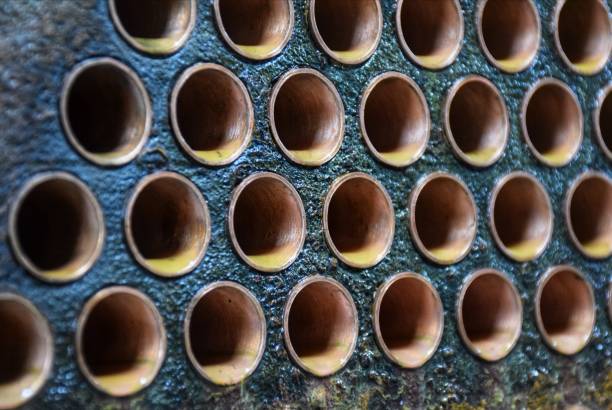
[398, 0, 463, 69]
[568, 174, 612, 259]
[286, 279, 357, 376]
[326, 175, 394, 267]
[174, 65, 251, 165]
[492, 174, 552, 261]
[362, 74, 429, 167]
[537, 268, 595, 355]
[231, 174, 304, 271]
[556, 0, 611, 75]
[216, 0, 292, 59]
[187, 284, 265, 385]
[375, 275, 442, 368]
[459, 271, 521, 361]
[479, 0, 540, 72]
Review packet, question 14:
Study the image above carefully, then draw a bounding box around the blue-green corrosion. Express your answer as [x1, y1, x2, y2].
[0, 0, 610, 408]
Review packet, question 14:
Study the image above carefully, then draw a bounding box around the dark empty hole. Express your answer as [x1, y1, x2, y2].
[599, 90, 612, 152]
[449, 80, 506, 157]
[82, 293, 159, 377]
[233, 177, 302, 258]
[218, 0, 291, 47]
[0, 302, 37, 384]
[288, 282, 355, 362]
[525, 83, 580, 159]
[569, 177, 612, 249]
[189, 286, 263, 383]
[327, 177, 393, 257]
[493, 177, 550, 252]
[539, 270, 594, 346]
[558, 0, 611, 68]
[414, 177, 475, 256]
[481, 0, 539, 64]
[16, 179, 95, 271]
[400, 0, 462, 60]
[314, 0, 379, 54]
[364, 77, 428, 154]
[114, 0, 191, 41]
[273, 73, 341, 153]
[461, 274, 519, 345]
[67, 63, 146, 155]
[131, 178, 204, 260]
[177, 69, 248, 152]
[379, 278, 440, 358]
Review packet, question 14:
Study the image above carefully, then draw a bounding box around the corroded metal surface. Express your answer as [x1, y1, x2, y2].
[0, 0, 610, 408]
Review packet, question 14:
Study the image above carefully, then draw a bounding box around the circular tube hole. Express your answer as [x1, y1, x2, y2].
[0, 294, 53, 409]
[109, 0, 196, 55]
[214, 0, 293, 60]
[284, 276, 358, 377]
[554, 0, 612, 75]
[185, 282, 266, 385]
[9, 173, 104, 283]
[396, 0, 464, 69]
[76, 287, 166, 397]
[535, 266, 595, 355]
[522, 78, 583, 167]
[61, 58, 151, 166]
[323, 173, 395, 268]
[229, 172, 306, 272]
[490, 172, 553, 262]
[372, 273, 443, 368]
[410, 173, 477, 264]
[309, 0, 383, 65]
[566, 172, 612, 259]
[171, 63, 253, 166]
[457, 269, 522, 362]
[269, 69, 344, 166]
[360, 72, 430, 167]
[477, 0, 540, 73]
[594, 84, 612, 160]
[125, 172, 210, 277]
[444, 76, 508, 167]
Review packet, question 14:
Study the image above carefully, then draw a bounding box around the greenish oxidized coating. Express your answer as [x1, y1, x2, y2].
[0, 0, 610, 408]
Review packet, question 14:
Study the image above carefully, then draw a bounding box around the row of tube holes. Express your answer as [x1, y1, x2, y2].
[2, 0, 612, 407]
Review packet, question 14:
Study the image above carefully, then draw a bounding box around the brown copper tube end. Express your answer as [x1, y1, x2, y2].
[269, 68, 344, 166]
[444, 75, 509, 167]
[396, 0, 464, 69]
[594, 83, 612, 160]
[109, 0, 196, 55]
[283, 276, 358, 377]
[310, 0, 383, 65]
[323, 172, 395, 269]
[125, 172, 211, 277]
[457, 269, 522, 362]
[477, 0, 540, 73]
[0, 293, 53, 410]
[228, 172, 306, 272]
[214, 0, 294, 60]
[521, 78, 583, 167]
[61, 57, 152, 166]
[171, 63, 253, 166]
[490, 172, 553, 262]
[76, 286, 166, 397]
[554, 0, 612, 75]
[184, 281, 266, 385]
[565, 171, 612, 259]
[535, 266, 595, 355]
[372, 273, 443, 368]
[360, 72, 430, 168]
[410, 172, 477, 265]
[9, 172, 105, 283]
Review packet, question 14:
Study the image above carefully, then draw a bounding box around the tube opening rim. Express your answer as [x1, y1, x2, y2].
[594, 83, 612, 160]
